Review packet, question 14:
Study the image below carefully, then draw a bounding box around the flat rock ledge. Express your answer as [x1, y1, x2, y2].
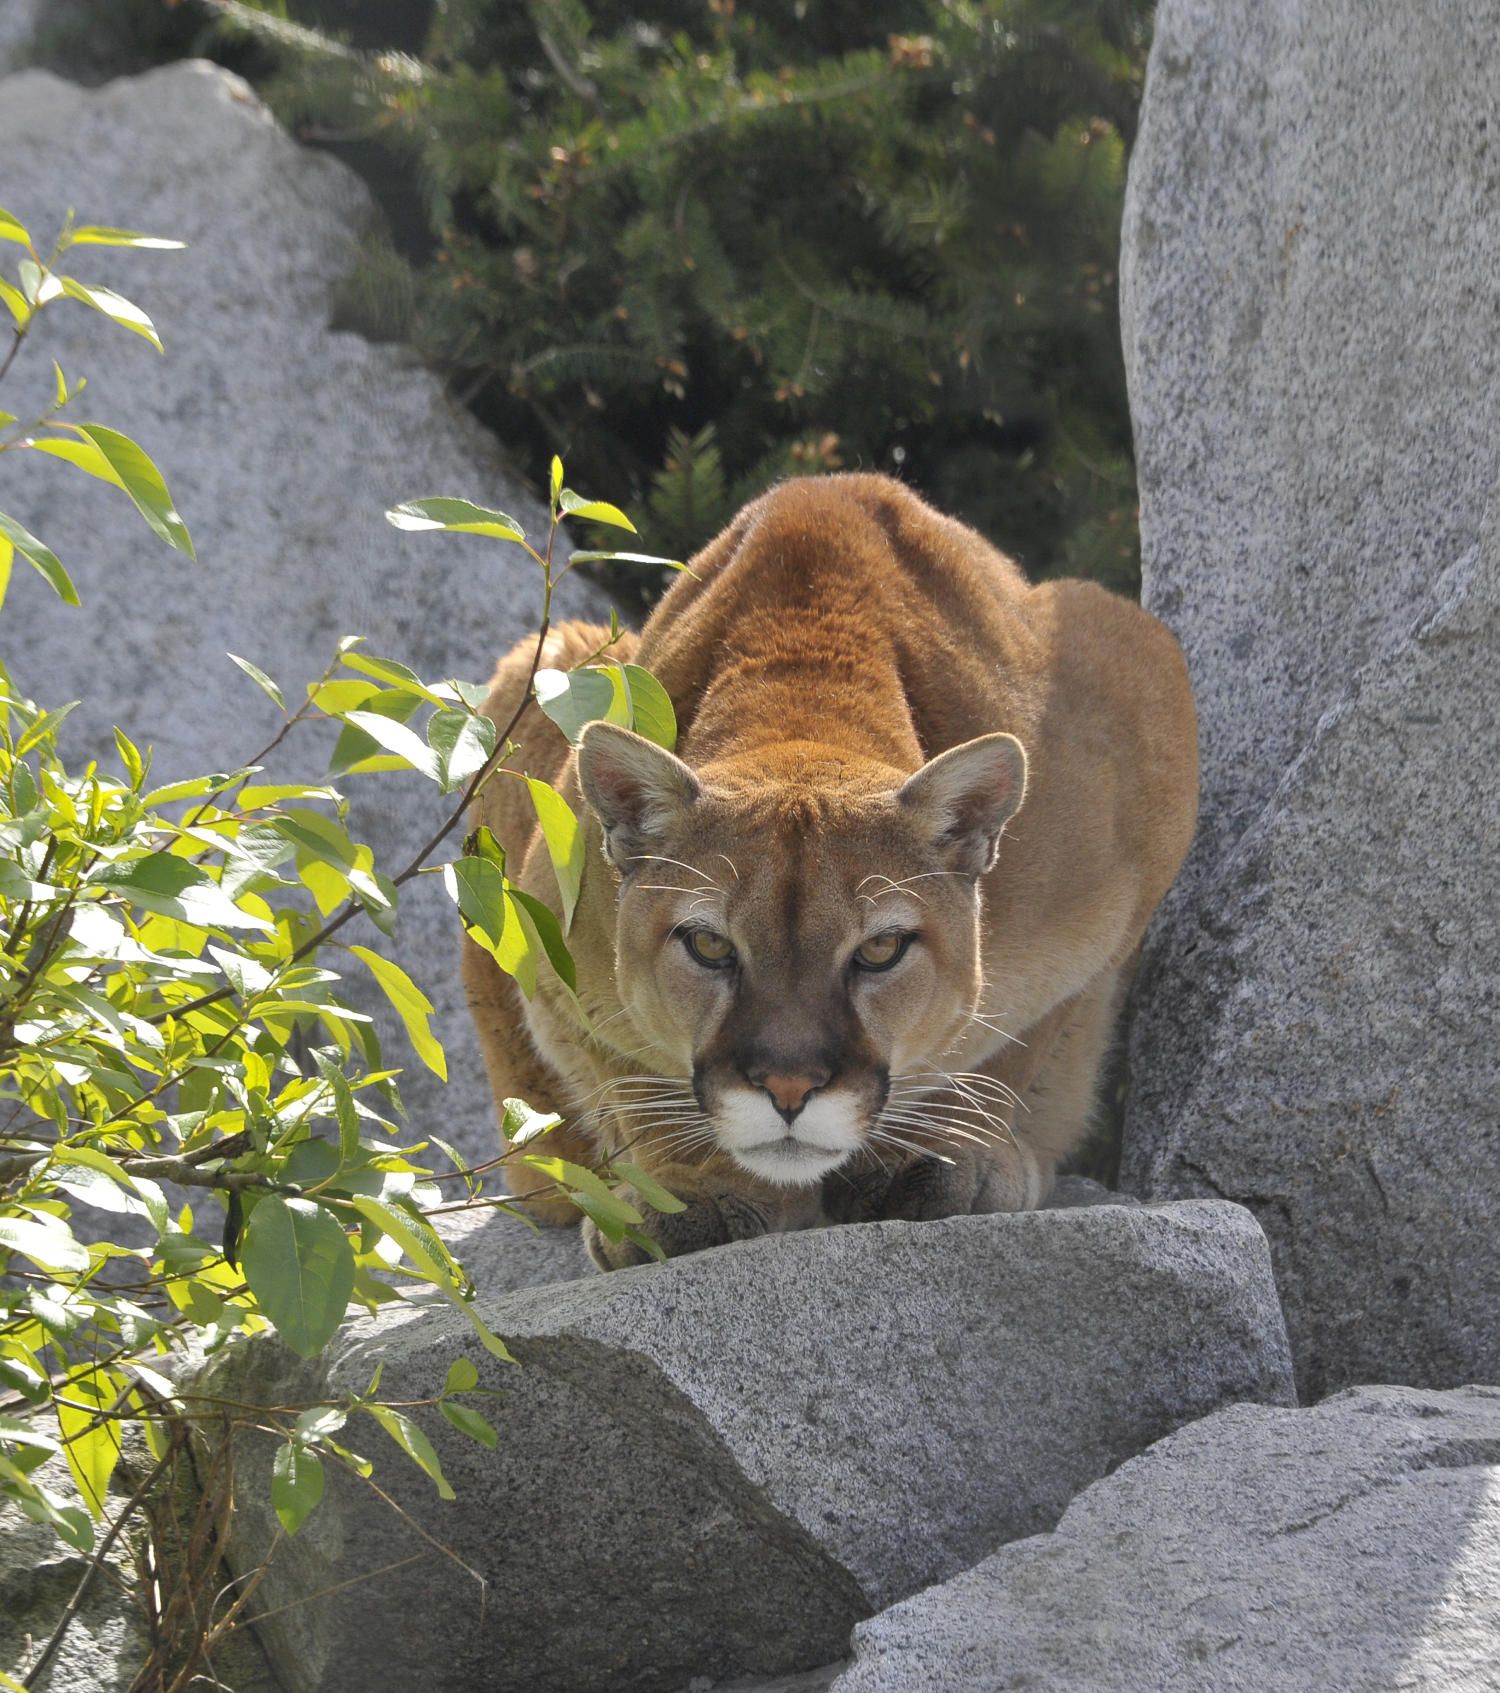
[191, 1200, 1292, 1692]
[832, 1383, 1500, 1693]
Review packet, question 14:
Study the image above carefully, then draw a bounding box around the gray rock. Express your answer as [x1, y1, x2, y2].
[1119, 0, 1500, 1395]
[0, 62, 607, 1171]
[191, 1199, 1293, 1693]
[831, 1383, 1500, 1693]
[435, 1197, 596, 1294]
[0, 1456, 150, 1692]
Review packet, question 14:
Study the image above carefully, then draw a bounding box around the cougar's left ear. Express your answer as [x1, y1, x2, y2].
[578, 721, 702, 871]
[897, 733, 1028, 876]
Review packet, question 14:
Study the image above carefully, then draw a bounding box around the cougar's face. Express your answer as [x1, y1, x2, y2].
[578, 724, 1026, 1188]
[611, 808, 986, 1184]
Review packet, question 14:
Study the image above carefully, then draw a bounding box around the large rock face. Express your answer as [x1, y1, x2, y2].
[0, 62, 605, 1169]
[831, 1384, 1500, 1693]
[1119, 0, 1500, 1395]
[193, 1200, 1293, 1693]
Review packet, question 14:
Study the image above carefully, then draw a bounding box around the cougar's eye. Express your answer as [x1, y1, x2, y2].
[682, 928, 736, 968]
[852, 931, 911, 972]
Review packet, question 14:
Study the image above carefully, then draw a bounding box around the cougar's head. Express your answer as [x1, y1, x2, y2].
[577, 722, 1027, 1186]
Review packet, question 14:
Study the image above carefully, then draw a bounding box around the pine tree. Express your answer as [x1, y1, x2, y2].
[42, 0, 1150, 590]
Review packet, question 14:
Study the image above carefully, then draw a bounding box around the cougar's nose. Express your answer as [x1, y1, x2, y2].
[747, 1065, 832, 1122]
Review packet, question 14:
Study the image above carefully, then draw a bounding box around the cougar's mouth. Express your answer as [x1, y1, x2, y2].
[714, 1087, 865, 1185]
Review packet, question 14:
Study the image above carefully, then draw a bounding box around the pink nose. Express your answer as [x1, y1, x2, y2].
[753, 1071, 828, 1117]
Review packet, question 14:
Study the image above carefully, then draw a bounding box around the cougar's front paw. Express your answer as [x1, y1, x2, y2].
[824, 1145, 1032, 1224]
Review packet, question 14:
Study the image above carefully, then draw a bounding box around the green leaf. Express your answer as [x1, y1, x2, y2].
[524, 1155, 642, 1222]
[0, 508, 78, 604]
[549, 455, 564, 508]
[427, 708, 495, 792]
[59, 277, 164, 351]
[64, 226, 185, 251]
[0, 1213, 89, 1273]
[349, 945, 447, 1080]
[90, 852, 273, 932]
[526, 779, 585, 930]
[17, 258, 58, 306]
[239, 1197, 356, 1359]
[342, 710, 443, 782]
[532, 665, 626, 746]
[113, 726, 145, 787]
[71, 423, 193, 556]
[385, 497, 526, 543]
[509, 888, 576, 992]
[443, 859, 536, 997]
[227, 653, 285, 713]
[558, 489, 637, 531]
[272, 1441, 325, 1534]
[0, 276, 28, 326]
[611, 1161, 689, 1214]
[347, 1195, 514, 1362]
[270, 808, 358, 869]
[499, 1097, 563, 1146]
[364, 1405, 454, 1500]
[443, 1357, 479, 1395]
[440, 1400, 498, 1448]
[0, 206, 32, 247]
[294, 1404, 349, 1446]
[55, 1369, 122, 1520]
[619, 664, 678, 751]
[564, 550, 689, 570]
[0, 533, 11, 613]
[337, 653, 448, 702]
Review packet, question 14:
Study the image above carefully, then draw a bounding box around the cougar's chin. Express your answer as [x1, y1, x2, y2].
[714, 1089, 864, 1187]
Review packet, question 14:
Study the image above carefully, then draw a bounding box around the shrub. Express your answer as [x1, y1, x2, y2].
[0, 203, 674, 1687]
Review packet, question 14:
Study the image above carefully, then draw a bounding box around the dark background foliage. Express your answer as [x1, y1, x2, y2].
[28, 0, 1151, 598]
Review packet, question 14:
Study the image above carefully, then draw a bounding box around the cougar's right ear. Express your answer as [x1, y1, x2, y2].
[578, 722, 701, 871]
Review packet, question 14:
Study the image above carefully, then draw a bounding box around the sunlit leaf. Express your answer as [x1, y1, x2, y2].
[55, 1368, 123, 1520]
[558, 488, 637, 531]
[427, 707, 495, 792]
[618, 664, 678, 751]
[59, 277, 164, 351]
[0, 1213, 89, 1273]
[443, 859, 536, 997]
[526, 778, 584, 930]
[347, 1195, 514, 1361]
[349, 946, 446, 1079]
[532, 665, 625, 746]
[611, 1161, 689, 1214]
[64, 226, 186, 251]
[0, 508, 77, 604]
[90, 852, 273, 932]
[227, 653, 285, 713]
[272, 1441, 325, 1534]
[0, 206, 32, 247]
[71, 424, 194, 556]
[342, 710, 442, 782]
[364, 1405, 454, 1499]
[509, 887, 576, 991]
[385, 496, 526, 543]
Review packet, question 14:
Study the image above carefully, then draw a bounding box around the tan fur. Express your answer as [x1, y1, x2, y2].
[467, 475, 1197, 1265]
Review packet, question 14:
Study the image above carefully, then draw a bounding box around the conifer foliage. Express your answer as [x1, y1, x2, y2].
[79, 0, 1151, 588]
